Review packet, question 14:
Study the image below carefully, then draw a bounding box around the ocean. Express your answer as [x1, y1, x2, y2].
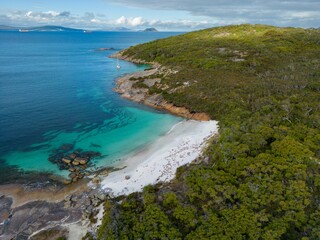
[0, 31, 182, 183]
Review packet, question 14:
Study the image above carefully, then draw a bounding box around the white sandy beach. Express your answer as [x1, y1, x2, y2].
[100, 120, 218, 196]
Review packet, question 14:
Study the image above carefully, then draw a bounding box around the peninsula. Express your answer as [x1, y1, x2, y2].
[98, 24, 320, 240]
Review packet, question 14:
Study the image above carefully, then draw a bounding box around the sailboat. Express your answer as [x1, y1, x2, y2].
[116, 57, 121, 70]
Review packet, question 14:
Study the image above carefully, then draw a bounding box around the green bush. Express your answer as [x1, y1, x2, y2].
[98, 24, 320, 239]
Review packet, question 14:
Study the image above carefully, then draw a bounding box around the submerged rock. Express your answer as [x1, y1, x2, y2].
[79, 159, 88, 165]
[68, 153, 77, 159]
[72, 161, 80, 166]
[48, 144, 101, 183]
[62, 158, 71, 164]
[58, 143, 74, 152]
[69, 173, 77, 179]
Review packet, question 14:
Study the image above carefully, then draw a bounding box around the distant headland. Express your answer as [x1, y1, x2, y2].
[0, 25, 161, 32]
[0, 25, 85, 32]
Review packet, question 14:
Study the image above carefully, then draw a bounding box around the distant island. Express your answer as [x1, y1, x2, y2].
[0, 25, 161, 32]
[0, 25, 85, 32]
[140, 28, 158, 32]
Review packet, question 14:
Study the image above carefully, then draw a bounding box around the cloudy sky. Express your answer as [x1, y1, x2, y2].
[0, 0, 319, 31]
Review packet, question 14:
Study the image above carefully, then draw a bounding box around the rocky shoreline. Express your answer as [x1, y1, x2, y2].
[111, 51, 210, 121]
[0, 50, 212, 240]
[0, 171, 113, 240]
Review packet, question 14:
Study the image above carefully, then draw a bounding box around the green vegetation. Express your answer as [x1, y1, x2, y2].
[132, 81, 149, 89]
[98, 24, 320, 239]
[31, 228, 67, 240]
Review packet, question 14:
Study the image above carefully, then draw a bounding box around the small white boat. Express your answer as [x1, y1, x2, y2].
[116, 57, 121, 70]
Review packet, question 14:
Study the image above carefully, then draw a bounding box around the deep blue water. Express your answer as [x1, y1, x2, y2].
[0, 31, 182, 181]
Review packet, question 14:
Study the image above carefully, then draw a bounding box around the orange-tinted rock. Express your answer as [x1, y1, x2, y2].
[72, 161, 79, 166]
[62, 158, 71, 164]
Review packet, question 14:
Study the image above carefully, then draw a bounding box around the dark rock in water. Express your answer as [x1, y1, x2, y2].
[48, 152, 64, 163]
[62, 158, 71, 164]
[72, 161, 79, 166]
[58, 143, 74, 152]
[80, 164, 87, 170]
[79, 151, 101, 159]
[90, 143, 102, 148]
[73, 150, 81, 155]
[78, 173, 84, 179]
[68, 153, 77, 159]
[78, 158, 88, 165]
[24, 143, 51, 152]
[69, 173, 77, 179]
[47, 146, 101, 182]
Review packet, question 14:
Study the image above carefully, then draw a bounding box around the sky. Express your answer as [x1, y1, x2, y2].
[0, 0, 319, 31]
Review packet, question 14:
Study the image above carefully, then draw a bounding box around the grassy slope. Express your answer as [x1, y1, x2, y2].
[97, 25, 320, 239]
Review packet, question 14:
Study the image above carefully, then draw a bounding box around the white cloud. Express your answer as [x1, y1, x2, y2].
[90, 18, 100, 23]
[1, 6, 318, 31]
[283, 11, 320, 19]
[107, 0, 320, 27]
[0, 10, 216, 30]
[115, 16, 145, 26]
[115, 16, 126, 25]
[1, 0, 320, 30]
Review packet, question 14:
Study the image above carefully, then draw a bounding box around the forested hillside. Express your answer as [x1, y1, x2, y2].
[97, 24, 320, 239]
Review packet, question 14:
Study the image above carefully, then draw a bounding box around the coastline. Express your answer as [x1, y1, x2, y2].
[100, 119, 218, 196]
[96, 52, 218, 196]
[0, 51, 218, 240]
[111, 51, 211, 121]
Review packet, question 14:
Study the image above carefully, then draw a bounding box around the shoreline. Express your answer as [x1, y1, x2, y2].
[111, 51, 211, 121]
[99, 54, 218, 195]
[0, 51, 218, 240]
[100, 119, 218, 196]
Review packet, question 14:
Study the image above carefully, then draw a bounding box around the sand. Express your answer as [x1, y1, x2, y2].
[100, 120, 218, 196]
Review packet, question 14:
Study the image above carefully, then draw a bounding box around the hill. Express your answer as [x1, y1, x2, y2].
[0, 25, 18, 30]
[28, 25, 84, 32]
[141, 27, 158, 32]
[97, 24, 320, 239]
[0, 25, 84, 32]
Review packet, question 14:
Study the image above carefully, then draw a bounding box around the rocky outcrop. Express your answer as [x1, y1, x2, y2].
[95, 47, 115, 52]
[0, 197, 81, 240]
[111, 52, 210, 121]
[48, 146, 101, 184]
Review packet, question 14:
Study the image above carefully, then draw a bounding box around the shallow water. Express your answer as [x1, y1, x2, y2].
[0, 31, 182, 181]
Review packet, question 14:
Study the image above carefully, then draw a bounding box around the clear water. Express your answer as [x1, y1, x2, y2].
[0, 31, 182, 181]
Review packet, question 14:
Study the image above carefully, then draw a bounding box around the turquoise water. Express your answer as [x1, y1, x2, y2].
[0, 31, 182, 181]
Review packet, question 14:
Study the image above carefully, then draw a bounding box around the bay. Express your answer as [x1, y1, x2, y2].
[0, 31, 182, 182]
